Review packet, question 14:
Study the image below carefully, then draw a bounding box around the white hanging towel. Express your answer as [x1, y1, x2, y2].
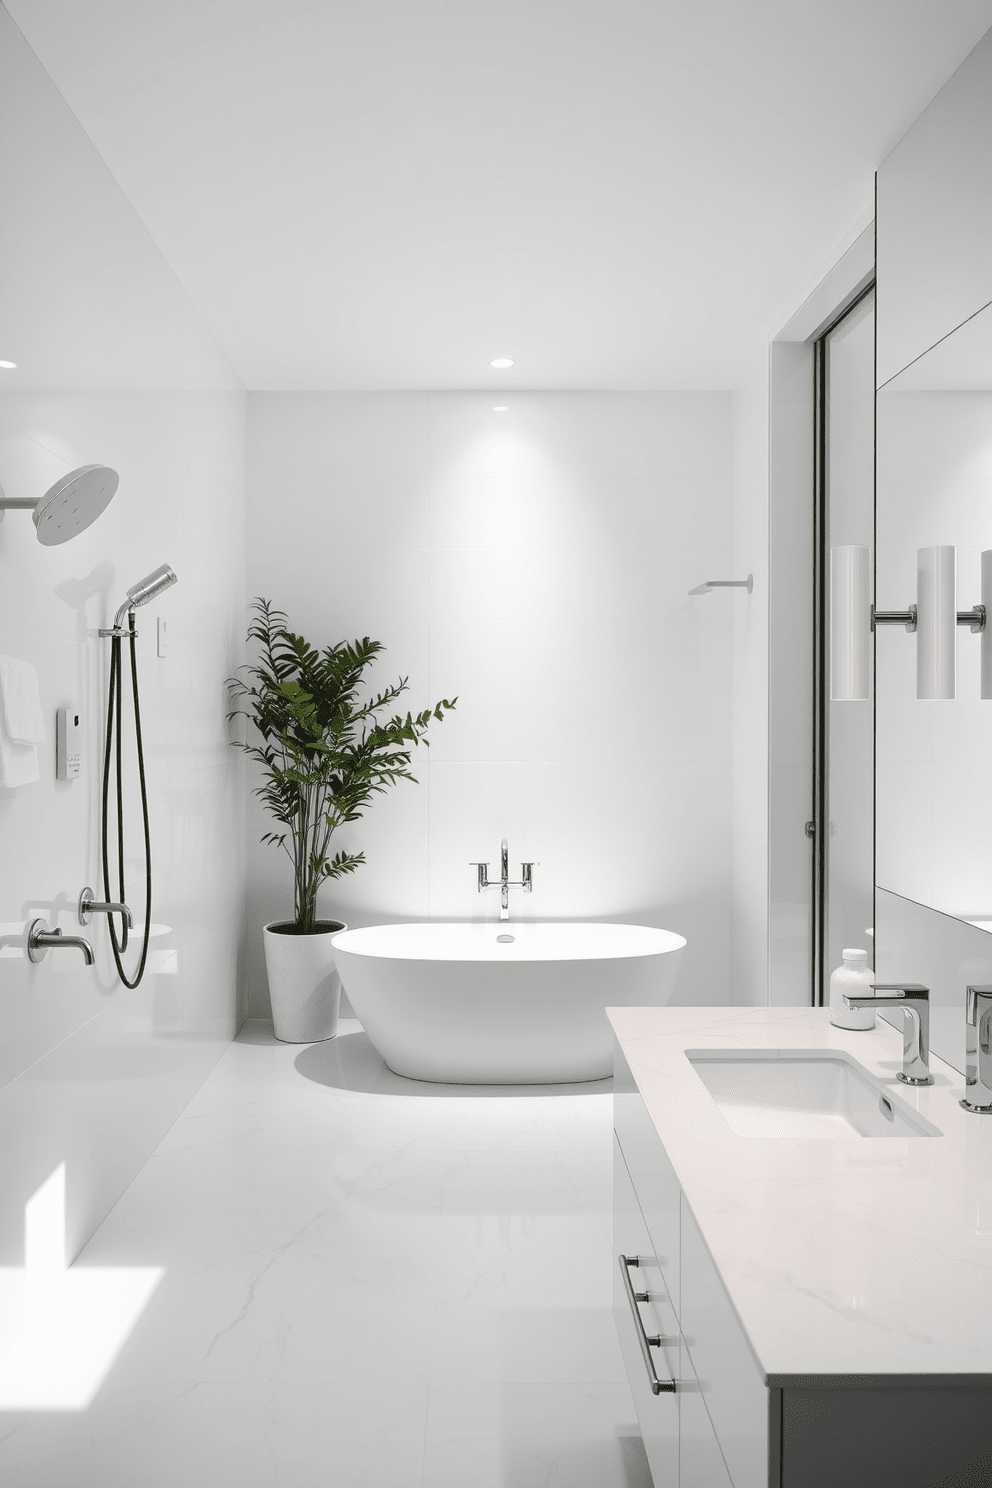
[0, 655, 46, 786]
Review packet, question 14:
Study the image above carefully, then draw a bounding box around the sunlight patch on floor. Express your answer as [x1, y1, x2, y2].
[0, 1164, 163, 1410]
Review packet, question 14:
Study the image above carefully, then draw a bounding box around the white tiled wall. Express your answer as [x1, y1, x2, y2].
[730, 353, 770, 1006]
[0, 9, 246, 1265]
[246, 391, 734, 1014]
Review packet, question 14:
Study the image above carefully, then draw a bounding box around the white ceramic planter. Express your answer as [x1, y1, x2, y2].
[262, 919, 347, 1043]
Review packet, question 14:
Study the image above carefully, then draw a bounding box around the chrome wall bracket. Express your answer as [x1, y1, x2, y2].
[872, 604, 917, 632]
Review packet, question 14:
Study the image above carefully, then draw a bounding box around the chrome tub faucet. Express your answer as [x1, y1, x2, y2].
[471, 838, 535, 920]
[844, 982, 933, 1086]
[27, 918, 94, 966]
[961, 985, 992, 1113]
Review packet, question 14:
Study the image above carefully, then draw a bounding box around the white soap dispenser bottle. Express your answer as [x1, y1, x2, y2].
[829, 948, 875, 1030]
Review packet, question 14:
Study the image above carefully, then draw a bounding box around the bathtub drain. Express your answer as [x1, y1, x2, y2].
[496, 934, 515, 944]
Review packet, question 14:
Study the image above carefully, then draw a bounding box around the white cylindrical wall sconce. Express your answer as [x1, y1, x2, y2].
[917, 545, 957, 700]
[875, 544, 986, 699]
[830, 545, 871, 701]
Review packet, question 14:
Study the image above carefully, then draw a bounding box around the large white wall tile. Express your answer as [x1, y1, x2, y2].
[246, 391, 733, 1013]
[730, 354, 770, 1006]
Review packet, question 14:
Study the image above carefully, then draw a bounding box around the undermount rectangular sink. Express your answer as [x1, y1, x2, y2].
[685, 1049, 942, 1139]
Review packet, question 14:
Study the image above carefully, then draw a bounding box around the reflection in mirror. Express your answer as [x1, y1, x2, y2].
[875, 303, 992, 1073]
[876, 313, 992, 926]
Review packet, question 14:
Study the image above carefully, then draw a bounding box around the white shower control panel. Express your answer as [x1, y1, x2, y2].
[56, 707, 83, 779]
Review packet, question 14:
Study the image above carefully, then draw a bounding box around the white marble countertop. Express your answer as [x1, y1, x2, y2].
[607, 1005, 992, 1385]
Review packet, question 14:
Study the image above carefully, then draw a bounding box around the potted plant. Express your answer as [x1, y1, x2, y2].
[229, 599, 455, 1042]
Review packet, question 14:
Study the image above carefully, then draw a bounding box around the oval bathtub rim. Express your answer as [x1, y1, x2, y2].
[330, 921, 687, 964]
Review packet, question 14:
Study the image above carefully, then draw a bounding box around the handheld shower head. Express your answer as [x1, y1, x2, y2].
[0, 464, 119, 545]
[109, 564, 178, 633]
[127, 564, 178, 609]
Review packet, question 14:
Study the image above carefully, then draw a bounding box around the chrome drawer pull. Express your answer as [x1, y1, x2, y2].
[618, 1254, 677, 1395]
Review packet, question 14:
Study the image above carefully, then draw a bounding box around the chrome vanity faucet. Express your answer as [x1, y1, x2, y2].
[470, 839, 535, 921]
[843, 983, 933, 1086]
[961, 985, 992, 1113]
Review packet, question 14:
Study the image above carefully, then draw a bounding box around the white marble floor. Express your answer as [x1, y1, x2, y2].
[0, 1020, 651, 1487]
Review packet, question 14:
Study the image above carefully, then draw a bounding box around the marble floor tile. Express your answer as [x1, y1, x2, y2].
[0, 1021, 641, 1485]
[0, 1383, 430, 1488]
[422, 1384, 652, 1488]
[434, 1213, 613, 1309]
[440, 1145, 605, 1214]
[427, 1303, 628, 1384]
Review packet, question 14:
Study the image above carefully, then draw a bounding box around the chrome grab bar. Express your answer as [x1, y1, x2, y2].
[617, 1254, 676, 1395]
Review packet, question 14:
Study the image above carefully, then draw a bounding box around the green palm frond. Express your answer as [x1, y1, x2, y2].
[228, 598, 456, 931]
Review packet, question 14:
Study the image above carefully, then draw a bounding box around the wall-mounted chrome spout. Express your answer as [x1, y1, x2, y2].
[688, 574, 753, 596]
[77, 886, 133, 930]
[471, 838, 535, 920]
[0, 465, 119, 546]
[27, 918, 94, 966]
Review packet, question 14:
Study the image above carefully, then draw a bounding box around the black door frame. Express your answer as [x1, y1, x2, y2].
[811, 281, 876, 1006]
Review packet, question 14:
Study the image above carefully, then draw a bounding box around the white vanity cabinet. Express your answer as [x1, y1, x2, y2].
[612, 1024, 992, 1488]
[613, 1136, 679, 1484]
[614, 1042, 759, 1488]
[614, 1136, 732, 1488]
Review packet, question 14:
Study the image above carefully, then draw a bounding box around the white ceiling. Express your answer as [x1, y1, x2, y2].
[7, 0, 992, 390]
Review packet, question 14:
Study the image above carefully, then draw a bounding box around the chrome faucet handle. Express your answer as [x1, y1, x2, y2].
[962, 985, 992, 1113]
[27, 918, 95, 966]
[520, 863, 536, 892]
[843, 983, 932, 1086]
[470, 862, 492, 892]
[78, 886, 133, 929]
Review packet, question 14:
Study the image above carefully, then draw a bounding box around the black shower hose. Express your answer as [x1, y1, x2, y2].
[101, 611, 152, 989]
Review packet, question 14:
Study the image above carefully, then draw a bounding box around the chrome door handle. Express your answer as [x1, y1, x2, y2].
[618, 1254, 677, 1395]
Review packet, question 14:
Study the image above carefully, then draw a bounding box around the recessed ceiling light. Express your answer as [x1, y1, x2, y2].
[0, 360, 17, 369]
[493, 405, 509, 413]
[489, 358, 513, 369]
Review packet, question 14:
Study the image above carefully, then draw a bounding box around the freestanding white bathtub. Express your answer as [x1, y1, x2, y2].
[330, 921, 686, 1084]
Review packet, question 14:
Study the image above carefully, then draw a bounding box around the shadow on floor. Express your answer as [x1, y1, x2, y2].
[293, 1027, 613, 1099]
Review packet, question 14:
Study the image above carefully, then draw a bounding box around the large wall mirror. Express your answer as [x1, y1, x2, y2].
[874, 301, 992, 1071]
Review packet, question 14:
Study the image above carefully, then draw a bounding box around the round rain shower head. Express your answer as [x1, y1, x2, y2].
[33, 464, 119, 546]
